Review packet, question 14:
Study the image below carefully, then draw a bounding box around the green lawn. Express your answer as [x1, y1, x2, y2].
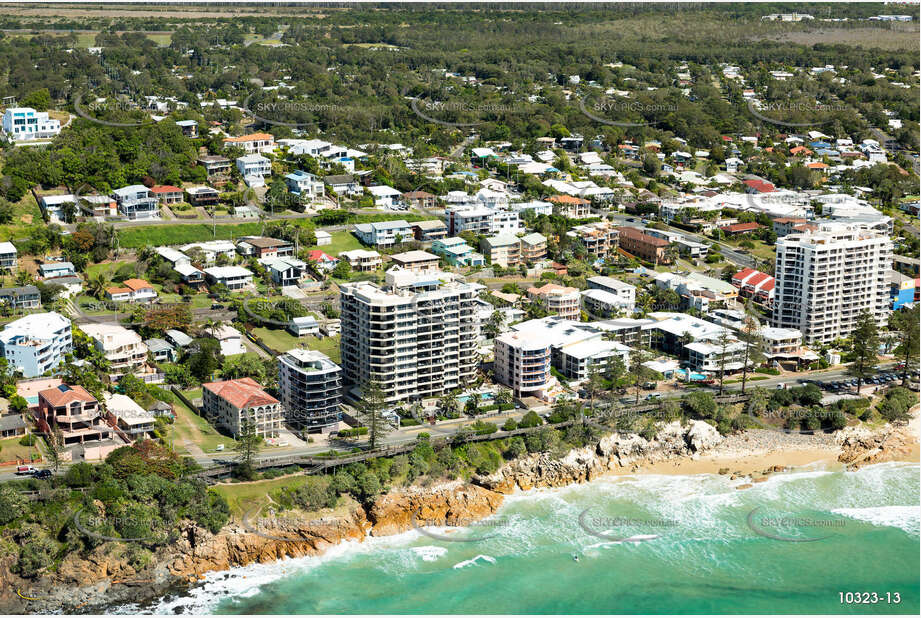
[305, 230, 365, 257]
[251, 327, 340, 362]
[86, 261, 134, 279]
[0, 436, 42, 463]
[170, 399, 236, 454]
[214, 475, 307, 518]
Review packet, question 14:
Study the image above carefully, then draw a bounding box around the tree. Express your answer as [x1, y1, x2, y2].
[890, 306, 920, 386]
[359, 381, 390, 449]
[44, 424, 65, 474]
[483, 310, 505, 339]
[628, 348, 654, 404]
[88, 273, 111, 300]
[437, 392, 460, 419]
[583, 362, 605, 419]
[738, 306, 765, 392]
[233, 419, 261, 478]
[603, 352, 627, 390]
[714, 330, 736, 396]
[847, 310, 880, 394]
[332, 260, 352, 279]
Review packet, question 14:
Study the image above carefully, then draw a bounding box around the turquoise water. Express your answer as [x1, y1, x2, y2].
[142, 462, 919, 614]
[457, 393, 495, 404]
[676, 369, 708, 381]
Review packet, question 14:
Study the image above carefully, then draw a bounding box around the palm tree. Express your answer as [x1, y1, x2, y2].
[88, 274, 111, 300]
[203, 318, 219, 338]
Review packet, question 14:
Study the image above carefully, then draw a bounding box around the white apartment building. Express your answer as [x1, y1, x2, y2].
[772, 223, 892, 344]
[81, 323, 149, 377]
[445, 204, 522, 236]
[586, 276, 636, 311]
[494, 331, 554, 399]
[277, 349, 342, 433]
[2, 107, 61, 141]
[339, 270, 481, 404]
[0, 312, 73, 378]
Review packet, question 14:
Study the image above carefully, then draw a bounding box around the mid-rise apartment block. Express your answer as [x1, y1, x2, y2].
[617, 226, 671, 264]
[81, 323, 149, 378]
[278, 349, 342, 433]
[772, 223, 892, 344]
[0, 312, 72, 377]
[567, 222, 619, 259]
[339, 269, 481, 404]
[202, 377, 283, 438]
[527, 283, 581, 321]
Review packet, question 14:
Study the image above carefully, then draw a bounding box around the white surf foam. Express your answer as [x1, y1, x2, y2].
[831, 505, 920, 535]
[452, 554, 496, 569]
[411, 545, 449, 561]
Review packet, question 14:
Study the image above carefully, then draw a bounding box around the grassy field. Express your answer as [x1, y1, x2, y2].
[117, 222, 268, 249]
[251, 327, 341, 362]
[169, 398, 236, 454]
[0, 436, 42, 463]
[0, 193, 43, 243]
[213, 474, 308, 517]
[304, 230, 364, 257]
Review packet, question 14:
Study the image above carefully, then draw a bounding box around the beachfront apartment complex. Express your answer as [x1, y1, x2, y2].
[339, 269, 481, 404]
[277, 349, 342, 433]
[0, 312, 73, 378]
[772, 223, 892, 344]
[202, 377, 283, 438]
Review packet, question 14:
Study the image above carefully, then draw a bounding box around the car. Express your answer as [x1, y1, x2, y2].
[211, 303, 224, 309]
[34, 470, 52, 480]
[645, 393, 662, 400]
[775, 383, 787, 390]
[15, 465, 36, 475]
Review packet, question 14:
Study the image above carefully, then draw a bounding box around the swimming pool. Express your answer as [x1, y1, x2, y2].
[675, 369, 708, 381]
[456, 393, 495, 404]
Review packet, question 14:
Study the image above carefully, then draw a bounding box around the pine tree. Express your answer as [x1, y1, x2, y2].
[847, 310, 880, 394]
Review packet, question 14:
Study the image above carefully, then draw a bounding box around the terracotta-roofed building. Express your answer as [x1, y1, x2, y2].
[222, 132, 275, 154]
[548, 194, 591, 218]
[37, 383, 114, 446]
[806, 162, 829, 170]
[402, 190, 436, 210]
[773, 217, 809, 236]
[731, 268, 776, 305]
[106, 278, 157, 302]
[719, 222, 764, 235]
[202, 377, 282, 438]
[743, 179, 775, 194]
[616, 226, 671, 264]
[789, 146, 813, 156]
[150, 185, 183, 204]
[527, 283, 580, 320]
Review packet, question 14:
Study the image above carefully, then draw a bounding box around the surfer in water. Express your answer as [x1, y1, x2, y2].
[572, 554, 580, 562]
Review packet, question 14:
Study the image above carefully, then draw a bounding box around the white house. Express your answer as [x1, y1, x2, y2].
[367, 185, 404, 208]
[236, 154, 271, 182]
[2, 107, 61, 141]
[213, 324, 246, 356]
[204, 266, 254, 290]
[285, 170, 325, 200]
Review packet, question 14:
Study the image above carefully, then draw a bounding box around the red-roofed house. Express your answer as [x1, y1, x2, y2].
[772, 217, 808, 236]
[202, 377, 282, 438]
[719, 222, 764, 236]
[789, 146, 813, 156]
[306, 250, 338, 271]
[151, 185, 184, 204]
[548, 194, 591, 218]
[37, 384, 114, 446]
[742, 179, 775, 194]
[106, 278, 158, 302]
[731, 268, 775, 305]
[222, 132, 275, 154]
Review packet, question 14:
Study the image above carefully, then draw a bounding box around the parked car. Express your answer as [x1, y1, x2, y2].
[34, 469, 52, 479]
[15, 465, 36, 475]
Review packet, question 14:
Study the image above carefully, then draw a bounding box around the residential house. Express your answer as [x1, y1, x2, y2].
[144, 337, 176, 363]
[235, 154, 271, 182]
[37, 384, 113, 446]
[403, 191, 436, 210]
[81, 324, 149, 378]
[285, 170, 325, 200]
[175, 119, 198, 137]
[353, 220, 413, 248]
[0, 242, 17, 271]
[519, 232, 547, 263]
[314, 230, 332, 246]
[113, 185, 160, 220]
[340, 249, 382, 272]
[287, 315, 319, 337]
[222, 132, 275, 154]
[390, 250, 441, 273]
[106, 278, 157, 303]
[202, 377, 282, 438]
[199, 155, 232, 179]
[481, 234, 521, 267]
[151, 185, 184, 205]
[586, 276, 636, 311]
[323, 174, 362, 198]
[204, 266, 254, 290]
[39, 262, 76, 279]
[181, 240, 237, 263]
[264, 257, 307, 286]
[2, 107, 60, 141]
[412, 220, 449, 241]
[549, 195, 591, 218]
[305, 250, 338, 272]
[431, 237, 485, 267]
[104, 392, 156, 440]
[719, 222, 764, 236]
[186, 186, 220, 207]
[213, 324, 246, 356]
[367, 185, 404, 208]
[0, 285, 41, 310]
[236, 236, 294, 258]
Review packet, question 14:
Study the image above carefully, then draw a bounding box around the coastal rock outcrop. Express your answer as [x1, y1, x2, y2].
[475, 421, 724, 494]
[836, 421, 917, 468]
[367, 481, 504, 536]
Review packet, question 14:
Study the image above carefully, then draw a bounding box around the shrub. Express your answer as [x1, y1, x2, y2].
[338, 427, 369, 438]
[518, 411, 543, 428]
[501, 418, 518, 431]
[19, 434, 36, 447]
[471, 420, 498, 435]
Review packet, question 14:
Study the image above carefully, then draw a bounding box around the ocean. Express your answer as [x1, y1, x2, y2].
[132, 462, 920, 615]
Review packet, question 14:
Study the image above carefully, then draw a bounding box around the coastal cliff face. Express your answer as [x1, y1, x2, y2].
[6, 416, 912, 614]
[836, 421, 919, 468]
[475, 420, 722, 493]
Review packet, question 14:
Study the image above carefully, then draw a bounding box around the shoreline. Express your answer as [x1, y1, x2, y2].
[4, 417, 918, 615]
